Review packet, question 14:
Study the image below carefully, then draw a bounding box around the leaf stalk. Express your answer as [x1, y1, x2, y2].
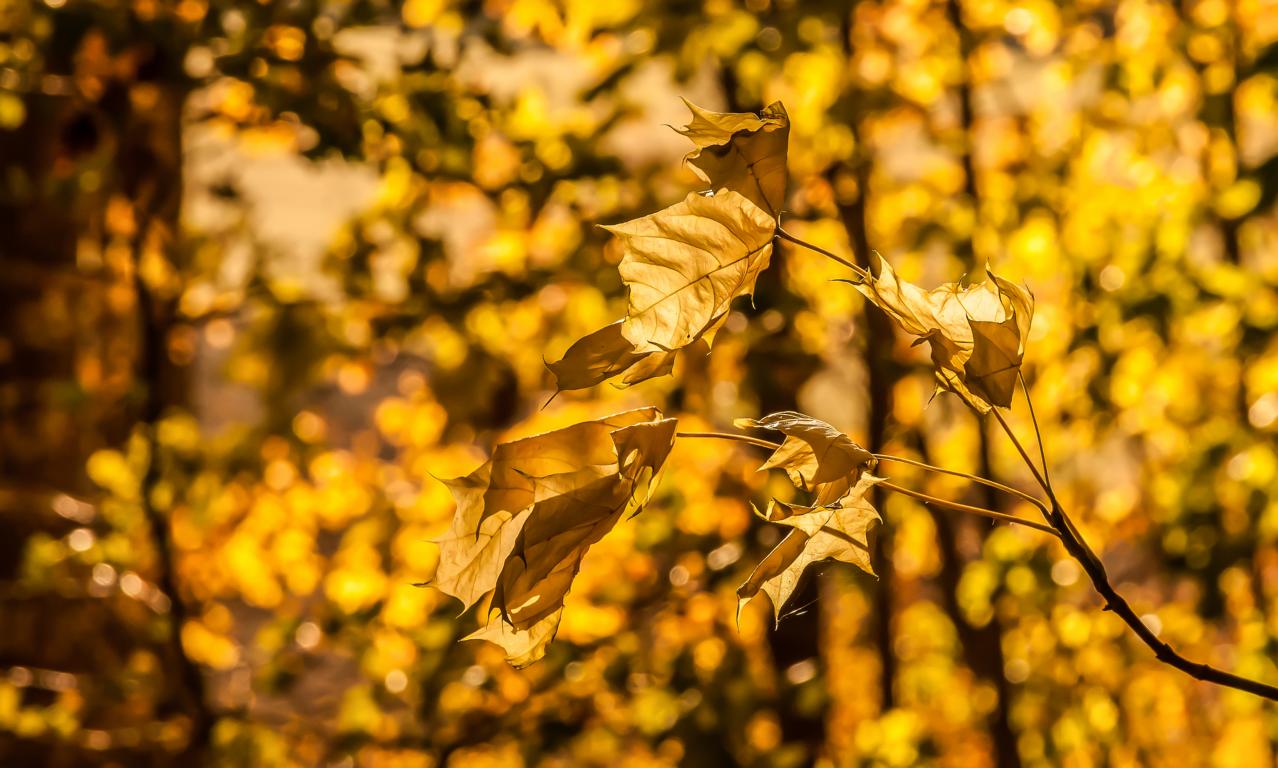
[674, 431, 1056, 535]
[872, 452, 1049, 517]
[775, 228, 870, 279]
[878, 481, 1059, 537]
[675, 430, 781, 451]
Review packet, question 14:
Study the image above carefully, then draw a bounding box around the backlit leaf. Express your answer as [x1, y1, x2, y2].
[495, 418, 675, 630]
[430, 408, 677, 665]
[435, 467, 532, 611]
[735, 411, 875, 504]
[966, 318, 1021, 408]
[464, 608, 563, 668]
[738, 474, 884, 623]
[548, 102, 790, 392]
[854, 254, 1034, 411]
[606, 190, 775, 353]
[546, 321, 676, 392]
[676, 100, 790, 217]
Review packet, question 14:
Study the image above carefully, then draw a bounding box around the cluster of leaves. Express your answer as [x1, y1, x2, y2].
[431, 92, 1277, 716]
[435, 100, 1041, 666]
[434, 102, 800, 663]
[546, 102, 789, 392]
[732, 412, 880, 622]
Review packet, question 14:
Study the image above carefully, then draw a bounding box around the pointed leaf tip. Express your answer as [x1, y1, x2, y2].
[676, 100, 791, 216]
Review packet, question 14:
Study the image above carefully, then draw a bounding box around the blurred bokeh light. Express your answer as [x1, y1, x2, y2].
[2, 0, 1278, 765]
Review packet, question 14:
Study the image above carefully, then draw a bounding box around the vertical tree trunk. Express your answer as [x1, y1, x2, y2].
[0, 19, 210, 760]
[834, 3, 900, 717]
[119, 59, 214, 761]
[941, 1, 1022, 763]
[719, 68, 831, 756]
[835, 172, 899, 713]
[920, 437, 1021, 768]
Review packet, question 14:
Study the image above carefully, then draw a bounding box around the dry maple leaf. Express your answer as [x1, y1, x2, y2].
[606, 190, 775, 354]
[738, 473, 884, 623]
[854, 253, 1034, 411]
[431, 407, 676, 666]
[966, 317, 1021, 407]
[735, 411, 876, 504]
[545, 321, 676, 392]
[432, 416, 631, 611]
[464, 607, 563, 668]
[494, 417, 675, 631]
[676, 100, 790, 217]
[545, 313, 729, 393]
[545, 100, 791, 392]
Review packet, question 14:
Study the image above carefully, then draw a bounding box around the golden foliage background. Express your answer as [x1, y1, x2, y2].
[2, 0, 1278, 765]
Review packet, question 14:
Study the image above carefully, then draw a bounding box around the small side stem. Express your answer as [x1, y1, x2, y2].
[872, 452, 1049, 516]
[1018, 371, 1052, 488]
[989, 404, 1097, 564]
[776, 228, 869, 279]
[989, 407, 1052, 502]
[879, 481, 1059, 537]
[675, 432, 1056, 536]
[676, 431, 781, 451]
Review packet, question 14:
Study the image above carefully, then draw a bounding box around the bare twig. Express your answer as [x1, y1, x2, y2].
[989, 399, 1278, 701]
[989, 407, 1053, 504]
[676, 430, 780, 451]
[775, 228, 869, 279]
[878, 481, 1059, 537]
[872, 452, 1049, 516]
[674, 432, 1057, 536]
[1018, 372, 1053, 488]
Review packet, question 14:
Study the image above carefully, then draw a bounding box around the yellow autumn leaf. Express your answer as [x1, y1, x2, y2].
[493, 480, 631, 632]
[854, 253, 1034, 410]
[464, 608, 563, 669]
[676, 100, 790, 217]
[548, 102, 789, 391]
[495, 418, 674, 630]
[433, 468, 532, 611]
[432, 408, 662, 608]
[966, 318, 1021, 408]
[430, 408, 677, 666]
[735, 411, 875, 504]
[606, 190, 775, 353]
[547, 312, 732, 392]
[738, 474, 884, 623]
[545, 320, 675, 392]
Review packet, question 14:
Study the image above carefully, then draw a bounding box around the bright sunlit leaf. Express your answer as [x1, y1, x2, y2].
[430, 408, 677, 665]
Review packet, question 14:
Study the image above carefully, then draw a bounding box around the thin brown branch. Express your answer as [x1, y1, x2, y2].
[990, 395, 1278, 701]
[878, 481, 1059, 537]
[872, 452, 1049, 516]
[676, 431, 781, 451]
[988, 407, 1053, 503]
[1053, 493, 1278, 700]
[1017, 372, 1053, 488]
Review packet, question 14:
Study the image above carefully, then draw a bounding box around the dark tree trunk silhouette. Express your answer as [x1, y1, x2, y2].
[940, 1, 1023, 762]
